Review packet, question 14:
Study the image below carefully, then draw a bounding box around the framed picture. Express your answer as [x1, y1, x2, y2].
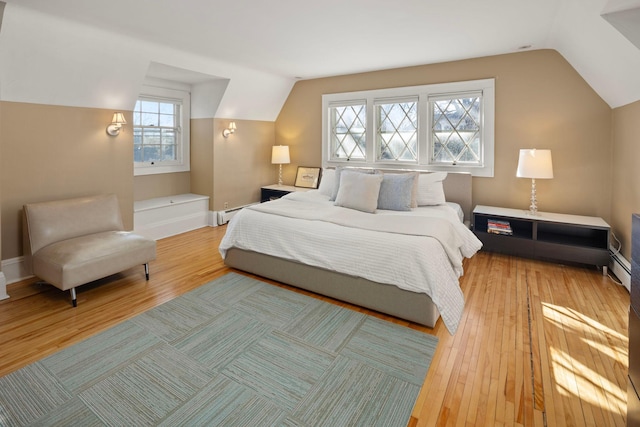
[294, 166, 321, 189]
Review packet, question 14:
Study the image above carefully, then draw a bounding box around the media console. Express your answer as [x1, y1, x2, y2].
[472, 205, 610, 271]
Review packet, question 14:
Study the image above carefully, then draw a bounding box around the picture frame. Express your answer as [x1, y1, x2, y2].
[294, 166, 321, 189]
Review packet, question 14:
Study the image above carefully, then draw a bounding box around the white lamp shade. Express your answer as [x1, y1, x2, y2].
[516, 149, 553, 179]
[111, 112, 127, 125]
[271, 145, 290, 164]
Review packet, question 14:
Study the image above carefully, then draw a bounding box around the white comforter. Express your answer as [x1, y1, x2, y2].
[219, 191, 482, 334]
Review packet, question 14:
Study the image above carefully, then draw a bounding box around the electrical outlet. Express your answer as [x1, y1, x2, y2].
[224, 202, 229, 209]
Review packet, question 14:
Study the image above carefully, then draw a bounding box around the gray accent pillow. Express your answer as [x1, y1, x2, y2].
[334, 170, 383, 213]
[377, 173, 418, 211]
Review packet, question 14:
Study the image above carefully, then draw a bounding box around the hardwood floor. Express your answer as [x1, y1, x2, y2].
[0, 226, 630, 426]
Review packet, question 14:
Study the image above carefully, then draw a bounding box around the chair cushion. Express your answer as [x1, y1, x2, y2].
[32, 231, 157, 290]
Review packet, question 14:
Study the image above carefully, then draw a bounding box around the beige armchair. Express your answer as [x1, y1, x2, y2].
[23, 194, 157, 306]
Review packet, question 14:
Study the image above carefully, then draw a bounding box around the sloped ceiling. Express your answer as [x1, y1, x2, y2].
[602, 2, 640, 50]
[1, 0, 639, 121]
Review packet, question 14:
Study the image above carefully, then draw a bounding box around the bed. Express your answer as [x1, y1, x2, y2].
[219, 169, 482, 334]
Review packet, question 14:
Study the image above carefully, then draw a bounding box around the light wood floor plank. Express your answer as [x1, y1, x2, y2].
[0, 227, 630, 426]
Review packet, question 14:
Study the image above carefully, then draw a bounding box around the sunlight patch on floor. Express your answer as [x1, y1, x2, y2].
[542, 303, 627, 417]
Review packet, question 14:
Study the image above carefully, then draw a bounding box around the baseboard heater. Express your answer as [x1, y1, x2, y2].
[217, 203, 257, 225]
[610, 250, 631, 292]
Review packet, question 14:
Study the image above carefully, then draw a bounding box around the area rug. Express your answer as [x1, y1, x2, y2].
[0, 272, 438, 426]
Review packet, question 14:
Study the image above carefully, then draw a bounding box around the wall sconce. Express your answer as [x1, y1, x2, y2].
[106, 112, 127, 136]
[223, 121, 237, 138]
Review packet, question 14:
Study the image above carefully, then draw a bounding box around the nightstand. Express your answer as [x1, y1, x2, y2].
[473, 205, 610, 271]
[260, 185, 312, 202]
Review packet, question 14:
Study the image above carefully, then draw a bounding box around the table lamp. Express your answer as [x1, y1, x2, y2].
[271, 145, 290, 186]
[516, 149, 553, 215]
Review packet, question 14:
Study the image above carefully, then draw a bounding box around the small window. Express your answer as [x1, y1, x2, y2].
[134, 85, 190, 176]
[430, 93, 482, 166]
[375, 98, 418, 162]
[329, 102, 367, 161]
[134, 99, 180, 164]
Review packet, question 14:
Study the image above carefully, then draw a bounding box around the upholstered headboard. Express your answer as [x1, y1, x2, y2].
[441, 172, 472, 222]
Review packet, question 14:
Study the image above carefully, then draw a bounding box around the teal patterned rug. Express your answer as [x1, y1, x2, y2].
[0, 272, 438, 426]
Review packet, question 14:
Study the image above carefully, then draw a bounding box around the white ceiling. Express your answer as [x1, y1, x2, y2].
[1, 0, 639, 117]
[4, 0, 565, 78]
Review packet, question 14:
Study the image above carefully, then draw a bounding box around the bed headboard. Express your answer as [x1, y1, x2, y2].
[441, 172, 472, 223]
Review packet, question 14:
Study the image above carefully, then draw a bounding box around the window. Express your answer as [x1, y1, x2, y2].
[430, 93, 482, 166]
[134, 99, 179, 163]
[329, 102, 367, 161]
[134, 85, 190, 176]
[375, 98, 418, 162]
[322, 79, 495, 177]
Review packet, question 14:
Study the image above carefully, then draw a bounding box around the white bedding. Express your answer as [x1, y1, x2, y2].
[219, 190, 482, 334]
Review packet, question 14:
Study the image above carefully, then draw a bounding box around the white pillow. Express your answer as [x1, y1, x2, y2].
[417, 172, 447, 206]
[334, 170, 383, 213]
[330, 167, 375, 201]
[317, 169, 335, 196]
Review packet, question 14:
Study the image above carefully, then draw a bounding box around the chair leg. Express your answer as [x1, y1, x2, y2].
[144, 263, 150, 280]
[70, 288, 77, 307]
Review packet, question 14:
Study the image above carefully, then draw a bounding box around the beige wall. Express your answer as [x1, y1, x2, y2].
[0, 103, 276, 262]
[611, 100, 640, 259]
[0, 98, 3, 267]
[276, 49, 613, 220]
[133, 172, 190, 201]
[190, 118, 215, 211]
[212, 119, 276, 211]
[0, 101, 134, 259]
[191, 118, 277, 212]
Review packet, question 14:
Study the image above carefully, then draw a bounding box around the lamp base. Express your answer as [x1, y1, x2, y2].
[528, 178, 539, 215]
[278, 164, 283, 186]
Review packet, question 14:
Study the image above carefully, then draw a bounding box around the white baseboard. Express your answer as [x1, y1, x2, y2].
[1, 256, 33, 286]
[610, 252, 630, 292]
[0, 272, 8, 300]
[209, 211, 219, 227]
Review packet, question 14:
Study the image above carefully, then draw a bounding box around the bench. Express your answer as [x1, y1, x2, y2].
[23, 194, 157, 306]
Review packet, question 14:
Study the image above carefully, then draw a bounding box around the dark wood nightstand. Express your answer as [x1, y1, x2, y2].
[260, 185, 312, 203]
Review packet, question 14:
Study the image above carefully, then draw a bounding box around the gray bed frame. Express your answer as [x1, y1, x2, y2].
[224, 172, 472, 328]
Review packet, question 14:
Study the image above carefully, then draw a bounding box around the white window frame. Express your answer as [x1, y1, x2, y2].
[321, 78, 495, 177]
[134, 85, 191, 176]
[374, 96, 419, 163]
[328, 99, 368, 162]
